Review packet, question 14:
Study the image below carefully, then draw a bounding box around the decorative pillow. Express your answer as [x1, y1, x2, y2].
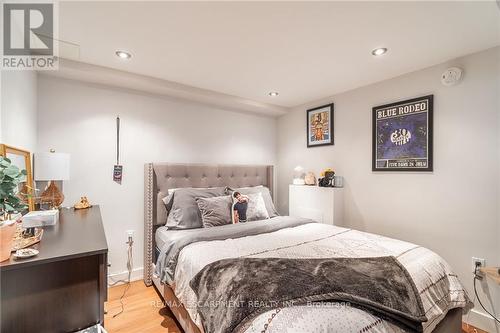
[166, 187, 226, 229]
[230, 191, 269, 223]
[230, 192, 249, 223]
[225, 186, 279, 218]
[196, 196, 233, 228]
[245, 192, 270, 222]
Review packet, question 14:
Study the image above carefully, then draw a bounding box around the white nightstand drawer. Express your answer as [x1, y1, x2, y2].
[289, 185, 343, 225]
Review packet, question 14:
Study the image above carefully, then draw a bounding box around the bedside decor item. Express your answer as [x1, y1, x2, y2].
[0, 145, 34, 211]
[307, 103, 334, 147]
[333, 175, 344, 188]
[304, 172, 316, 185]
[292, 166, 305, 185]
[13, 248, 39, 259]
[35, 151, 70, 208]
[12, 224, 43, 251]
[74, 196, 92, 210]
[372, 95, 433, 171]
[22, 209, 59, 228]
[318, 169, 336, 187]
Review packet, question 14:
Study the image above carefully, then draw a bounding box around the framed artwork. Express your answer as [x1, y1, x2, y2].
[372, 95, 433, 172]
[307, 103, 334, 147]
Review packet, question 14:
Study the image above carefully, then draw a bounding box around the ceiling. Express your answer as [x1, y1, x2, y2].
[58, 1, 500, 110]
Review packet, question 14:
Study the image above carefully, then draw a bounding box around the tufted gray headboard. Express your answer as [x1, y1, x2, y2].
[143, 163, 274, 286]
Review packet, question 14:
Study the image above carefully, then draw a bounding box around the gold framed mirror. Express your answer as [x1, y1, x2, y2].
[0, 144, 35, 211]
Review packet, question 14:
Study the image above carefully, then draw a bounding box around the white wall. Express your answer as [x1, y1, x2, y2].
[37, 75, 277, 281]
[277, 47, 499, 331]
[1, 71, 38, 152]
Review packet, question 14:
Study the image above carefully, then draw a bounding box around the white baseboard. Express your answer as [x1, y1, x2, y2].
[108, 267, 143, 286]
[464, 308, 500, 333]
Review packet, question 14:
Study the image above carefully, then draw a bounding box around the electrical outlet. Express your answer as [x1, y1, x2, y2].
[126, 230, 134, 245]
[472, 257, 485, 272]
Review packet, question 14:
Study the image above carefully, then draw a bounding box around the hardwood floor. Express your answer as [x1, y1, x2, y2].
[105, 280, 487, 333]
[105, 280, 181, 333]
[462, 322, 489, 333]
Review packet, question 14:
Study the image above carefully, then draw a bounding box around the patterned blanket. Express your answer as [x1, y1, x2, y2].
[190, 256, 427, 333]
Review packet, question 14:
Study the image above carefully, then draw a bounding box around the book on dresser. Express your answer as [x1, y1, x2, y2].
[289, 184, 344, 225]
[0, 206, 108, 333]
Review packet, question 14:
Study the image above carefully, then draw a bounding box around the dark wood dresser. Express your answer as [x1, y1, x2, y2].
[0, 206, 108, 333]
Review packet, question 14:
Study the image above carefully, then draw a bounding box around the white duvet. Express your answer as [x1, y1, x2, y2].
[170, 223, 471, 333]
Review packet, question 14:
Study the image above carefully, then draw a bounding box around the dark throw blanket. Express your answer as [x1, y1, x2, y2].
[190, 256, 427, 333]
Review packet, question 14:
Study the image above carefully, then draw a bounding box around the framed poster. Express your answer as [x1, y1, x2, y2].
[307, 103, 334, 147]
[372, 95, 433, 171]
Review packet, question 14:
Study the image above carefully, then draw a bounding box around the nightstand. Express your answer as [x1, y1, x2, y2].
[289, 185, 343, 225]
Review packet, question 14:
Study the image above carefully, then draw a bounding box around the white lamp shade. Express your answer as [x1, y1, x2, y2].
[35, 153, 70, 181]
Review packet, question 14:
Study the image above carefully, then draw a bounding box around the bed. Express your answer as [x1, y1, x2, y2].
[143, 163, 471, 333]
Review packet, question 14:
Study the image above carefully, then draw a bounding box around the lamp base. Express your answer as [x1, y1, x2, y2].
[41, 181, 64, 209]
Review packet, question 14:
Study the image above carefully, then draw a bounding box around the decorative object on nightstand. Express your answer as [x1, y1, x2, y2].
[74, 196, 92, 210]
[289, 184, 343, 225]
[333, 175, 344, 188]
[293, 166, 306, 185]
[35, 150, 70, 209]
[318, 168, 335, 187]
[318, 168, 344, 188]
[12, 248, 39, 259]
[304, 172, 316, 185]
[12, 224, 43, 251]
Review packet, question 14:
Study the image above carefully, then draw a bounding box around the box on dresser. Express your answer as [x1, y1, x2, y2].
[22, 209, 59, 228]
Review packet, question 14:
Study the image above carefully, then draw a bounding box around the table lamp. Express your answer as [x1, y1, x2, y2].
[35, 151, 70, 209]
[293, 166, 305, 185]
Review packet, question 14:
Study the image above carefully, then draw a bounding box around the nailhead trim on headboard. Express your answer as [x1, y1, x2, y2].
[144, 163, 154, 286]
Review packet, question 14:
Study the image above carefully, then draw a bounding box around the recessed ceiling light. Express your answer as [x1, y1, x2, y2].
[269, 92, 279, 97]
[371, 47, 388, 56]
[115, 50, 132, 59]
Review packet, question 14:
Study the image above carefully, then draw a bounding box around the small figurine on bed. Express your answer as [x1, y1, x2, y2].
[232, 192, 249, 223]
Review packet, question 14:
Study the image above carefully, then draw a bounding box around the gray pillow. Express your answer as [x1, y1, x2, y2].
[162, 192, 175, 213]
[245, 192, 270, 222]
[196, 196, 232, 228]
[162, 187, 213, 215]
[166, 187, 225, 229]
[226, 186, 279, 218]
